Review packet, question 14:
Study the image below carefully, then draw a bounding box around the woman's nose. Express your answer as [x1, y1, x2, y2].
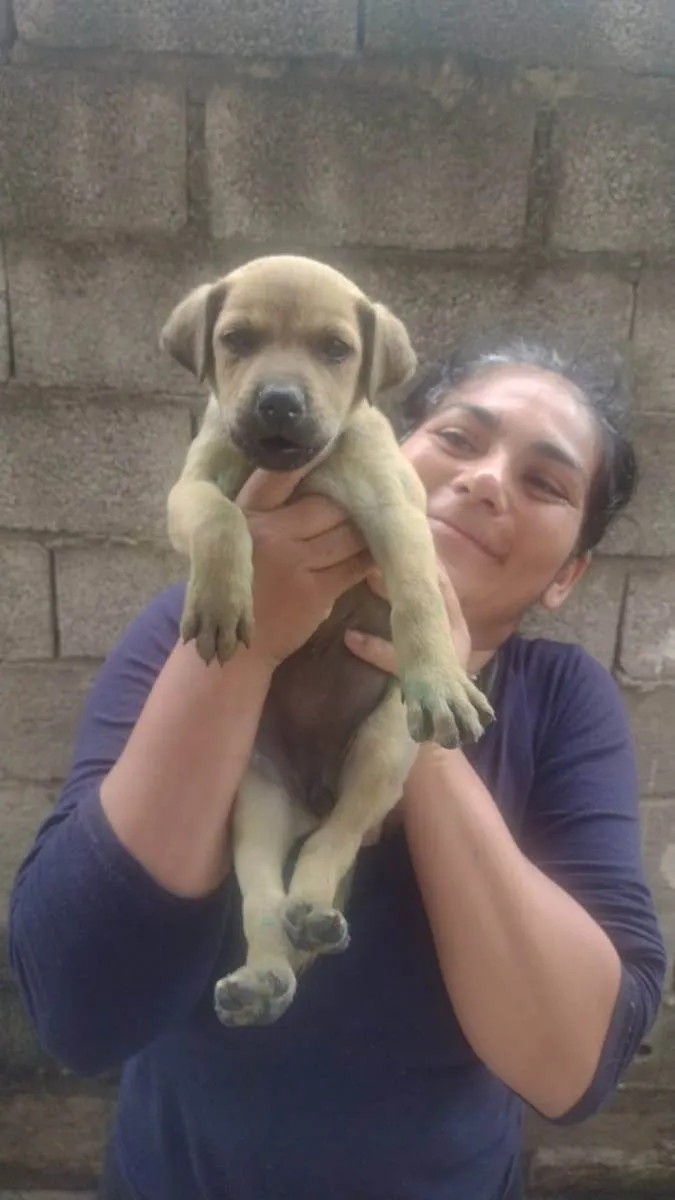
[454, 454, 509, 511]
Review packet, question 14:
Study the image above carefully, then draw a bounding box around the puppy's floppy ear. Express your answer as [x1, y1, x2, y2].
[160, 280, 228, 384]
[356, 300, 417, 402]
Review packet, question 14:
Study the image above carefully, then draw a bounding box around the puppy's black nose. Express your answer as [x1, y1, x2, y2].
[254, 383, 307, 435]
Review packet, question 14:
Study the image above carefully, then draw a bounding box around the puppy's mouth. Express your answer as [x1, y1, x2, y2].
[232, 428, 328, 472]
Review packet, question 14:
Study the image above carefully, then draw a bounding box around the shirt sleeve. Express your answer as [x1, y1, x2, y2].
[520, 642, 667, 1125]
[7, 584, 231, 1077]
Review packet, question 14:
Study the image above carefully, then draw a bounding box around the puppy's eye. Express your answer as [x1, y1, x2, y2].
[220, 327, 259, 357]
[318, 335, 353, 364]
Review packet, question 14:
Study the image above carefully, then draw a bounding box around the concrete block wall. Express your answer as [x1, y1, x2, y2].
[1, 0, 675, 1192]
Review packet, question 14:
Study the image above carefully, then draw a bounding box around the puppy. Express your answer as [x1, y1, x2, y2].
[161, 255, 494, 1027]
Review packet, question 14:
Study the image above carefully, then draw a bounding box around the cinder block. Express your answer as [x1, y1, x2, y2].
[0, 392, 191, 538]
[56, 542, 184, 659]
[518, 558, 625, 670]
[206, 74, 534, 249]
[640, 798, 675, 919]
[14, 0, 357, 55]
[621, 565, 675, 681]
[0, 540, 52, 660]
[0, 0, 13, 45]
[0, 69, 186, 235]
[9, 240, 632, 395]
[0, 262, 8, 383]
[508, 261, 634, 350]
[0, 782, 53, 921]
[633, 265, 675, 412]
[340, 258, 518, 366]
[6, 238, 222, 392]
[621, 682, 675, 797]
[364, 0, 675, 76]
[0, 662, 98, 781]
[0, 1193, 96, 1199]
[339, 256, 633, 367]
[0, 972, 62, 1081]
[525, 1090, 675, 1192]
[621, 990, 675, 1091]
[551, 98, 675, 253]
[602, 417, 675, 557]
[0, 1090, 114, 1184]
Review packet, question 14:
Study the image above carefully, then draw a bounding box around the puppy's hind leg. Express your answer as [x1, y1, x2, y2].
[283, 684, 417, 956]
[214, 766, 310, 1028]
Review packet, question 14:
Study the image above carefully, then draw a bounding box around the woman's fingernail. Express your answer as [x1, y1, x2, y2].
[345, 629, 365, 645]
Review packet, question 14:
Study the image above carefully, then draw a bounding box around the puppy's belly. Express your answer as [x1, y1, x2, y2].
[255, 584, 394, 819]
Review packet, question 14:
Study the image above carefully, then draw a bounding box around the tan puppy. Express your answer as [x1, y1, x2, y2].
[161, 255, 494, 1027]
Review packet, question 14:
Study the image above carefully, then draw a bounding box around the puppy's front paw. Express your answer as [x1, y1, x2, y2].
[214, 963, 296, 1027]
[283, 901, 350, 956]
[402, 667, 494, 749]
[181, 569, 253, 666]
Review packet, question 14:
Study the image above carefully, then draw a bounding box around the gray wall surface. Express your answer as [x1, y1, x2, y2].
[1, 1, 675, 1192]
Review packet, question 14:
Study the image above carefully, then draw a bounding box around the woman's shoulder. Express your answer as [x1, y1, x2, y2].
[113, 580, 187, 666]
[80, 580, 187, 723]
[502, 631, 620, 701]
[499, 631, 631, 755]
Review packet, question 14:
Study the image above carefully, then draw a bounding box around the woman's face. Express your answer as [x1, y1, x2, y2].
[403, 363, 601, 645]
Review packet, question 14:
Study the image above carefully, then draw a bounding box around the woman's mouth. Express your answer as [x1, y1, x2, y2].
[429, 516, 504, 561]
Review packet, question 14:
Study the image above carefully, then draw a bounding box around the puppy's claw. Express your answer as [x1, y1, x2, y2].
[236, 613, 253, 651]
[180, 579, 254, 668]
[180, 611, 200, 646]
[402, 671, 494, 750]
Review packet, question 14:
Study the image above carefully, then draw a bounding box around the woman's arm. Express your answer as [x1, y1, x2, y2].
[403, 740, 621, 1119]
[9, 588, 242, 1076]
[102, 466, 370, 898]
[9, 470, 370, 1075]
[346, 621, 666, 1122]
[99, 637, 271, 897]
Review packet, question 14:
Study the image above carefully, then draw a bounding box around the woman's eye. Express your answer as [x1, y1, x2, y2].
[527, 474, 566, 499]
[220, 328, 259, 357]
[437, 429, 473, 451]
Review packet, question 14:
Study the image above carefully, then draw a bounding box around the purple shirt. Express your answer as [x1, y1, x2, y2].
[8, 582, 666, 1200]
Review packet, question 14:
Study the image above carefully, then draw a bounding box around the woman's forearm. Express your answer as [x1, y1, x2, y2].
[403, 744, 622, 1119]
[100, 639, 273, 898]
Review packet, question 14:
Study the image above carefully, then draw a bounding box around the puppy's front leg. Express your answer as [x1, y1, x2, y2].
[309, 406, 494, 749]
[283, 684, 417, 957]
[169, 399, 255, 665]
[214, 765, 311, 1027]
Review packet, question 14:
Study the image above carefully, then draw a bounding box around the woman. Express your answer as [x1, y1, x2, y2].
[9, 337, 666, 1200]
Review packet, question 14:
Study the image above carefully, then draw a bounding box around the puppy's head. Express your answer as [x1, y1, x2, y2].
[160, 255, 416, 471]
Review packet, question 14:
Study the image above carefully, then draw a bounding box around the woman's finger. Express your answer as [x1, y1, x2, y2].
[344, 629, 398, 675]
[298, 502, 355, 542]
[305, 523, 367, 571]
[365, 567, 388, 600]
[237, 464, 316, 513]
[314, 549, 373, 594]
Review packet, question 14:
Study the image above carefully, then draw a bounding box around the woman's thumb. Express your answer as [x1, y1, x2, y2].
[237, 462, 315, 512]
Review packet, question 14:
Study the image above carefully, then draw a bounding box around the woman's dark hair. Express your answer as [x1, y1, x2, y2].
[395, 336, 638, 555]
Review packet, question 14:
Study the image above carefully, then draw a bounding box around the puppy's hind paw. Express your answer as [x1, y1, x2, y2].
[283, 901, 350, 956]
[214, 963, 296, 1028]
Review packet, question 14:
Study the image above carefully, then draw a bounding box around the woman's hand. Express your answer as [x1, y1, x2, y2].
[237, 467, 373, 669]
[344, 563, 472, 675]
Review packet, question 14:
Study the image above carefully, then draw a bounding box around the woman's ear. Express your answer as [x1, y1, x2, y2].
[539, 552, 592, 612]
